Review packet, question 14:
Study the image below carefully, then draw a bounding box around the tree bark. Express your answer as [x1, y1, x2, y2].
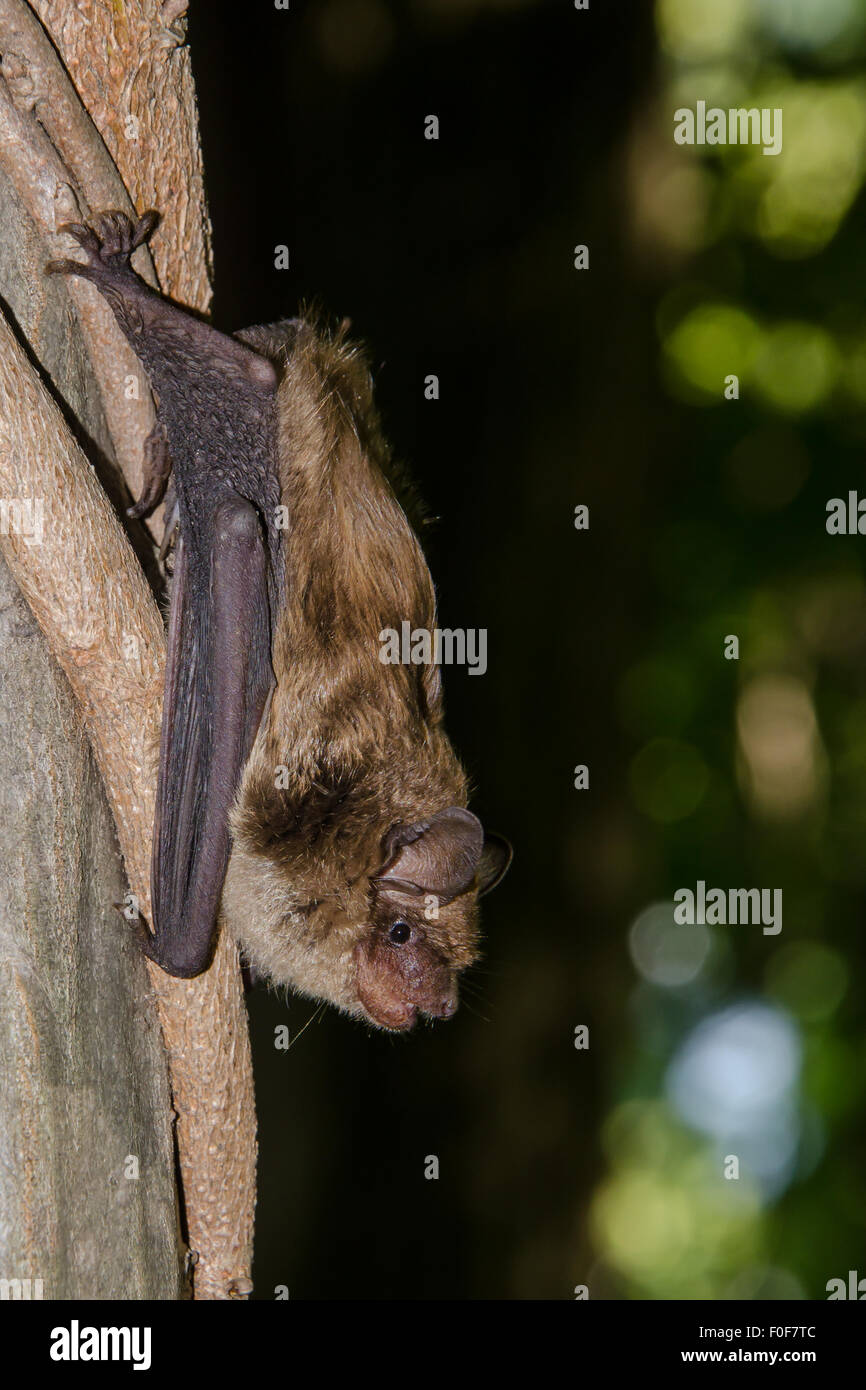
[0, 551, 183, 1300]
[0, 0, 257, 1300]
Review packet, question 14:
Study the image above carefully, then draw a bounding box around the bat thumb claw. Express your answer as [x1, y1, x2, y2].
[132, 209, 160, 249]
[45, 257, 87, 277]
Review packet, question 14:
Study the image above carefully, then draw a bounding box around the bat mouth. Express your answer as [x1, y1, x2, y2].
[362, 997, 459, 1032]
[362, 999, 419, 1031]
[391, 1004, 419, 1032]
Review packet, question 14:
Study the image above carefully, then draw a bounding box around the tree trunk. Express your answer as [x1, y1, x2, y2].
[0, 0, 257, 1300]
[0, 551, 183, 1300]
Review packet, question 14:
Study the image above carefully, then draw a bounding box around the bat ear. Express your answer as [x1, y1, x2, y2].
[375, 807, 484, 901]
[476, 832, 513, 897]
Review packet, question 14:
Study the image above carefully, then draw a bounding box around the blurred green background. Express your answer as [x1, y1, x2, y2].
[190, 0, 866, 1298]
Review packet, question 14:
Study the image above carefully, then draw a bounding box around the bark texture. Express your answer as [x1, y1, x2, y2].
[0, 0, 257, 1300]
[0, 551, 183, 1300]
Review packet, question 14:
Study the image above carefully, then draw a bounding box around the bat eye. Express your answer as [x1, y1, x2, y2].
[389, 920, 411, 945]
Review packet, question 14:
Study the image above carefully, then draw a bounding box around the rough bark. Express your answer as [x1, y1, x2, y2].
[0, 551, 183, 1300]
[0, 0, 257, 1300]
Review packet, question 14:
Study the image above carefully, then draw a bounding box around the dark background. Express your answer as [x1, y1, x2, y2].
[188, 0, 866, 1299]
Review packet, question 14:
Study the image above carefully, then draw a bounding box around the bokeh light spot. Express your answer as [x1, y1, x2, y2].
[629, 901, 713, 987]
[752, 322, 839, 413]
[736, 674, 825, 820]
[664, 303, 761, 400]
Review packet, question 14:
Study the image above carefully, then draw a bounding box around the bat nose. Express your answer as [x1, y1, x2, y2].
[438, 994, 458, 1019]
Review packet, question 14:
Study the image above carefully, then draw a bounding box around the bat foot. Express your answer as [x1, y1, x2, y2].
[47, 209, 159, 282]
[127, 423, 172, 519]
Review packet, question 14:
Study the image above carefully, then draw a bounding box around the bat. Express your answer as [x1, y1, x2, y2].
[47, 210, 511, 1031]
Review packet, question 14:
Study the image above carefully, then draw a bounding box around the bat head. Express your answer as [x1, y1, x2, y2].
[357, 807, 512, 1030]
[222, 802, 511, 1032]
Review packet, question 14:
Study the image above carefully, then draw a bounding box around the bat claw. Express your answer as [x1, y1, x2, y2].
[45, 256, 90, 278]
[47, 209, 159, 279]
[56, 220, 101, 253]
[131, 209, 160, 250]
[127, 423, 172, 519]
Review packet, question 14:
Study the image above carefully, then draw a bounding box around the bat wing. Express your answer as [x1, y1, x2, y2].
[147, 499, 274, 977]
[45, 211, 279, 978]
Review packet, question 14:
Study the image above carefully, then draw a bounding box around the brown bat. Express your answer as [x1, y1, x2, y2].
[47, 210, 511, 1031]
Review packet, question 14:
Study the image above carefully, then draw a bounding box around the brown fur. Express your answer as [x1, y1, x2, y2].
[222, 319, 508, 1030]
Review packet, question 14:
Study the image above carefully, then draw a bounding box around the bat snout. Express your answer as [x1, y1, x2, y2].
[355, 934, 463, 1030]
[423, 991, 458, 1021]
